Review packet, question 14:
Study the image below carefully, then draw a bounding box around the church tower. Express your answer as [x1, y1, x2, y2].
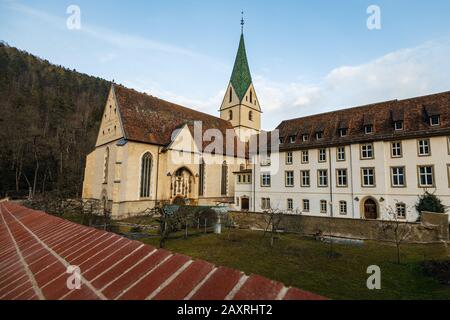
[220, 17, 262, 142]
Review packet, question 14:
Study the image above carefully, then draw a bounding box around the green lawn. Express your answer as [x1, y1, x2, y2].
[139, 229, 449, 300]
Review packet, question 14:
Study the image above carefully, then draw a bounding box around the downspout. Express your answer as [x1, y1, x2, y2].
[253, 155, 256, 212]
[349, 145, 355, 218]
[328, 148, 334, 217]
[155, 146, 160, 206]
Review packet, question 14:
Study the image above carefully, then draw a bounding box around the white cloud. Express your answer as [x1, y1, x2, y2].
[125, 39, 450, 130]
[253, 39, 450, 129]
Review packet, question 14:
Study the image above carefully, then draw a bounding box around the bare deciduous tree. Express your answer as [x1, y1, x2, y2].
[382, 203, 413, 264]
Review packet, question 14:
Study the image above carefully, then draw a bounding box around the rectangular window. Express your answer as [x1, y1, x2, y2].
[339, 201, 347, 215]
[300, 170, 310, 187]
[247, 174, 252, 183]
[238, 175, 242, 183]
[303, 199, 310, 212]
[301, 150, 309, 164]
[320, 200, 327, 214]
[391, 167, 406, 187]
[285, 171, 294, 187]
[337, 146, 346, 161]
[302, 134, 309, 142]
[447, 137, 450, 155]
[394, 121, 404, 131]
[418, 139, 430, 156]
[361, 168, 375, 187]
[391, 141, 402, 158]
[318, 148, 327, 162]
[396, 203, 406, 219]
[430, 115, 440, 126]
[336, 169, 348, 187]
[261, 173, 271, 187]
[316, 132, 324, 140]
[236, 197, 239, 206]
[448, 164, 450, 188]
[318, 169, 328, 187]
[287, 198, 293, 211]
[286, 152, 293, 165]
[418, 166, 434, 187]
[361, 143, 374, 159]
[261, 198, 271, 210]
[365, 124, 374, 134]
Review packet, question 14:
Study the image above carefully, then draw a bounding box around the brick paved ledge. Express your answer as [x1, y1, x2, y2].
[0, 202, 326, 301]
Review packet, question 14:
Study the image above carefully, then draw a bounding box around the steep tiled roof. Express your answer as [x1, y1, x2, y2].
[230, 34, 253, 101]
[276, 91, 450, 151]
[0, 202, 325, 300]
[114, 85, 236, 149]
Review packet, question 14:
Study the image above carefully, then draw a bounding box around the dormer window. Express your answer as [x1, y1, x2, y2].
[339, 128, 348, 137]
[364, 124, 374, 134]
[430, 115, 440, 126]
[394, 121, 404, 131]
[316, 132, 324, 140]
[289, 135, 296, 144]
[279, 137, 284, 144]
[302, 134, 309, 142]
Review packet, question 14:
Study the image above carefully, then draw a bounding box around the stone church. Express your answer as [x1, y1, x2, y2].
[82, 30, 261, 218]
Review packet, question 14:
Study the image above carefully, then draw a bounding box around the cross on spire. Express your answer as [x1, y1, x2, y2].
[241, 10, 244, 34]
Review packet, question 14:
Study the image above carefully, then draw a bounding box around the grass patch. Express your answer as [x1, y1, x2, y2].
[140, 229, 450, 300]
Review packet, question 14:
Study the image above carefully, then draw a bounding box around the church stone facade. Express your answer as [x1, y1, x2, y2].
[82, 32, 259, 218]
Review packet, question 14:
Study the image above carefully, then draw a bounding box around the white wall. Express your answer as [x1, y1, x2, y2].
[247, 135, 450, 222]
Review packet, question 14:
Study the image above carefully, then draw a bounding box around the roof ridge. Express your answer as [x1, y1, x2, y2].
[278, 90, 450, 126]
[114, 84, 231, 125]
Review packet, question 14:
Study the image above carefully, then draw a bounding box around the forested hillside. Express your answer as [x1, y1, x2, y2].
[0, 42, 110, 198]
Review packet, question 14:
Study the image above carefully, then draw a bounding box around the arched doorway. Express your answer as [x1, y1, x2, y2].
[170, 167, 195, 202]
[241, 197, 250, 211]
[363, 198, 378, 219]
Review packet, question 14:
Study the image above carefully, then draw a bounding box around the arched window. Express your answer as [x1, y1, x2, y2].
[250, 90, 253, 103]
[229, 110, 233, 120]
[103, 147, 109, 184]
[221, 161, 228, 196]
[249, 111, 253, 121]
[140, 152, 152, 198]
[229, 87, 233, 103]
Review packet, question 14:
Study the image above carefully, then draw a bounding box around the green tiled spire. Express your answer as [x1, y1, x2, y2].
[230, 34, 252, 101]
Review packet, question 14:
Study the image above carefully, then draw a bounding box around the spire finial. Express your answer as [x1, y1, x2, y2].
[240, 10, 244, 34]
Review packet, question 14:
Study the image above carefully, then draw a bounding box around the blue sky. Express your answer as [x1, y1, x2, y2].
[1, 0, 450, 129]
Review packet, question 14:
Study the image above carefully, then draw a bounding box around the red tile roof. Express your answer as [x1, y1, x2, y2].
[276, 90, 450, 150]
[0, 202, 326, 300]
[114, 85, 248, 157]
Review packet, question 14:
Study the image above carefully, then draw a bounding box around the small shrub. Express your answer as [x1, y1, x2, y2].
[421, 260, 450, 285]
[130, 226, 143, 233]
[415, 191, 446, 221]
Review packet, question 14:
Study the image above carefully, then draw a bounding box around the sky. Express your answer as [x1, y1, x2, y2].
[1, 0, 450, 130]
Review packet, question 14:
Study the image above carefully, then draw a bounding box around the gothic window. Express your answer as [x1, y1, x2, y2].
[250, 90, 253, 103]
[229, 87, 233, 103]
[221, 161, 228, 195]
[199, 158, 205, 196]
[103, 147, 109, 184]
[140, 152, 152, 198]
